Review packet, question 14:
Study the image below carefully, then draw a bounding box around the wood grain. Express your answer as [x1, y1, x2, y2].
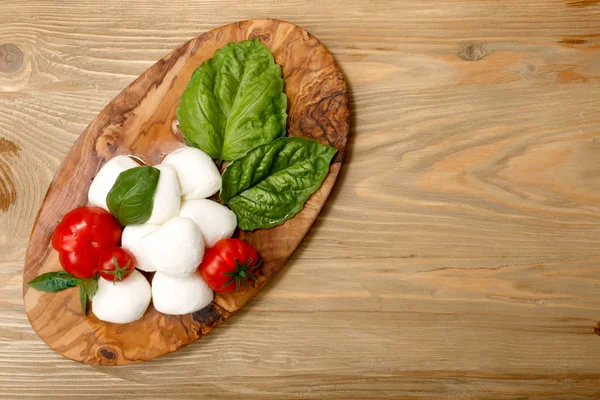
[1, 0, 600, 397]
[20, 19, 349, 366]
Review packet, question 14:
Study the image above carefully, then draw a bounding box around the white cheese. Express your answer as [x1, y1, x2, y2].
[146, 164, 180, 224]
[162, 146, 221, 200]
[91, 270, 151, 324]
[179, 199, 237, 248]
[121, 223, 160, 272]
[88, 155, 139, 211]
[139, 217, 204, 277]
[151, 272, 214, 315]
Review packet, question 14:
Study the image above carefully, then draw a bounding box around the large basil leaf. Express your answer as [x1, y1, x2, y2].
[221, 137, 337, 230]
[28, 271, 81, 292]
[106, 166, 160, 226]
[177, 39, 287, 161]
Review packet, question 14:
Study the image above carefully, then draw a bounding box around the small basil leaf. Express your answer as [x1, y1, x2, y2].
[27, 271, 81, 292]
[82, 279, 98, 299]
[177, 39, 287, 161]
[107, 166, 160, 226]
[79, 285, 87, 316]
[220, 137, 337, 230]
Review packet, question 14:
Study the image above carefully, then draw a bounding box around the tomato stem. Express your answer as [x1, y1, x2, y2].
[221, 258, 261, 291]
[101, 257, 132, 284]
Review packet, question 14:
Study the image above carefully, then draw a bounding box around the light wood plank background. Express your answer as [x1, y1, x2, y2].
[1, 0, 600, 398]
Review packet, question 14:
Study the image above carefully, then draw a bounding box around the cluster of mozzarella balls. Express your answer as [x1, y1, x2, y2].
[88, 146, 237, 324]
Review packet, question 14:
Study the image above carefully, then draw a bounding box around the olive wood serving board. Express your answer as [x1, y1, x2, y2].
[22, 19, 349, 365]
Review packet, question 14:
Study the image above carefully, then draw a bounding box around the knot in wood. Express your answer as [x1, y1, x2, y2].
[0, 44, 23, 73]
[458, 43, 490, 61]
[99, 347, 117, 360]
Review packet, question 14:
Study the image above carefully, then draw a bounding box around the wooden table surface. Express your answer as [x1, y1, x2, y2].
[1, 1, 600, 398]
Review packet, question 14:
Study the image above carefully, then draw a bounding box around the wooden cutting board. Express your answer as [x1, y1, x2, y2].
[22, 19, 350, 366]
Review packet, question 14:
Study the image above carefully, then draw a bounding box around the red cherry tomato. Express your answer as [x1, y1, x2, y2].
[52, 206, 122, 278]
[199, 238, 260, 293]
[98, 247, 136, 282]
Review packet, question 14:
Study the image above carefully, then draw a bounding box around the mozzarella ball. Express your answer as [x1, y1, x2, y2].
[179, 199, 237, 248]
[121, 223, 160, 272]
[146, 164, 180, 224]
[151, 272, 214, 315]
[162, 146, 221, 199]
[92, 270, 151, 324]
[88, 155, 139, 211]
[140, 217, 204, 277]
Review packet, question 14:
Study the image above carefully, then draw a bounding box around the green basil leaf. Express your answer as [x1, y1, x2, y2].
[107, 166, 160, 226]
[220, 137, 337, 230]
[27, 271, 81, 292]
[177, 39, 287, 161]
[82, 279, 98, 299]
[79, 285, 87, 316]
